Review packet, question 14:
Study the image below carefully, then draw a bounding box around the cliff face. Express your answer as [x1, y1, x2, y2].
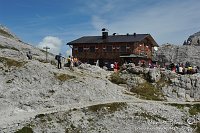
[184, 31, 200, 45]
[154, 44, 200, 67]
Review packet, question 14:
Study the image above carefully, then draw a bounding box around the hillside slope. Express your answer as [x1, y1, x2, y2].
[0, 25, 199, 133]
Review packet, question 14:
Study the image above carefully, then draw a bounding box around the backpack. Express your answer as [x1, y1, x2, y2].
[55, 55, 59, 60]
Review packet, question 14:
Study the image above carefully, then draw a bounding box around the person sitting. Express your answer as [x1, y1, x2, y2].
[26, 51, 32, 60]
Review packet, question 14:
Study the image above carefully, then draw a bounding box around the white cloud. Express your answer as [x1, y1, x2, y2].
[92, 16, 107, 30]
[88, 0, 200, 45]
[66, 46, 72, 56]
[38, 36, 62, 54]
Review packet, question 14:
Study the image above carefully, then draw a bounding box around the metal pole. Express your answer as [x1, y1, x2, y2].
[43, 46, 50, 62]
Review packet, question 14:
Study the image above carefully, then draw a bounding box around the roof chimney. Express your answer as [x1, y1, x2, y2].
[102, 28, 108, 39]
[133, 33, 136, 37]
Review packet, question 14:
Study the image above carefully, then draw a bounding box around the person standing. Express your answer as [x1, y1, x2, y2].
[114, 62, 119, 72]
[69, 56, 74, 70]
[55, 53, 62, 69]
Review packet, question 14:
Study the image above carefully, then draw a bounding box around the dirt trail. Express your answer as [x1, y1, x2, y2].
[1, 96, 200, 131]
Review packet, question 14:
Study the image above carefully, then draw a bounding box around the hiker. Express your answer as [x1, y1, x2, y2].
[26, 51, 32, 60]
[69, 56, 74, 70]
[110, 63, 114, 71]
[141, 62, 146, 68]
[96, 59, 99, 67]
[55, 53, 62, 69]
[178, 65, 183, 74]
[74, 57, 78, 67]
[67, 56, 71, 67]
[114, 62, 119, 72]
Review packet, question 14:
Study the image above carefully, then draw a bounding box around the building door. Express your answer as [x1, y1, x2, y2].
[99, 59, 104, 67]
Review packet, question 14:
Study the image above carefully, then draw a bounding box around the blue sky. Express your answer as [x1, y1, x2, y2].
[0, 0, 200, 55]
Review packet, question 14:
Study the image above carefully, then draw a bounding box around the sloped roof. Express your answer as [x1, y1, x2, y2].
[120, 54, 146, 58]
[67, 34, 158, 46]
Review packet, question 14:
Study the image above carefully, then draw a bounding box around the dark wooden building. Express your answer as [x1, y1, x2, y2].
[67, 30, 158, 67]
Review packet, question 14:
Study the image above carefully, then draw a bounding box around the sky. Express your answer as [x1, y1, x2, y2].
[0, 0, 200, 56]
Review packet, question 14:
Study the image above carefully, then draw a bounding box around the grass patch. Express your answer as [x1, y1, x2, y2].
[35, 113, 52, 123]
[195, 123, 200, 133]
[6, 79, 14, 83]
[0, 44, 19, 51]
[168, 103, 187, 110]
[189, 104, 200, 115]
[109, 72, 126, 85]
[169, 103, 200, 115]
[87, 102, 127, 113]
[156, 73, 172, 88]
[134, 112, 167, 122]
[15, 126, 33, 133]
[35, 114, 45, 119]
[173, 123, 183, 128]
[0, 57, 26, 68]
[130, 82, 165, 101]
[54, 73, 75, 81]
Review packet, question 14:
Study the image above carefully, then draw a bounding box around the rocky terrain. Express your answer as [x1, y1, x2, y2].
[0, 25, 200, 133]
[154, 44, 200, 67]
[184, 31, 200, 46]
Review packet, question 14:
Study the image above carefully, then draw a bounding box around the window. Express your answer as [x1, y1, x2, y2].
[106, 46, 112, 52]
[90, 46, 95, 52]
[120, 46, 126, 52]
[78, 47, 83, 52]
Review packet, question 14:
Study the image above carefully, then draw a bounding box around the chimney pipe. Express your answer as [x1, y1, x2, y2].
[102, 28, 108, 39]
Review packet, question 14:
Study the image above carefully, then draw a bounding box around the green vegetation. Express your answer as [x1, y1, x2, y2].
[0, 44, 19, 51]
[188, 104, 200, 115]
[130, 82, 165, 101]
[54, 73, 76, 82]
[54, 73, 75, 81]
[134, 112, 168, 122]
[173, 123, 183, 128]
[0, 29, 14, 38]
[169, 103, 200, 115]
[0, 57, 26, 68]
[87, 102, 127, 113]
[15, 126, 33, 133]
[156, 73, 172, 88]
[168, 103, 186, 110]
[109, 72, 126, 85]
[35, 113, 52, 123]
[195, 123, 200, 133]
[35, 114, 45, 119]
[6, 79, 14, 83]
[48, 89, 55, 94]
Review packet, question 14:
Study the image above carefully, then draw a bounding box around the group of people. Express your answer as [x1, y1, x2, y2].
[169, 62, 200, 74]
[103, 62, 120, 72]
[55, 54, 81, 69]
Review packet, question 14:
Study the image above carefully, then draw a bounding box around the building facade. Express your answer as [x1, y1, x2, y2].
[67, 30, 158, 67]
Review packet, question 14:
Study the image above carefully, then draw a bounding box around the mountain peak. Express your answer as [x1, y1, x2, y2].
[184, 31, 200, 45]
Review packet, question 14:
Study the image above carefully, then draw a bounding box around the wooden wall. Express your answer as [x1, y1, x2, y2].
[71, 39, 153, 65]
